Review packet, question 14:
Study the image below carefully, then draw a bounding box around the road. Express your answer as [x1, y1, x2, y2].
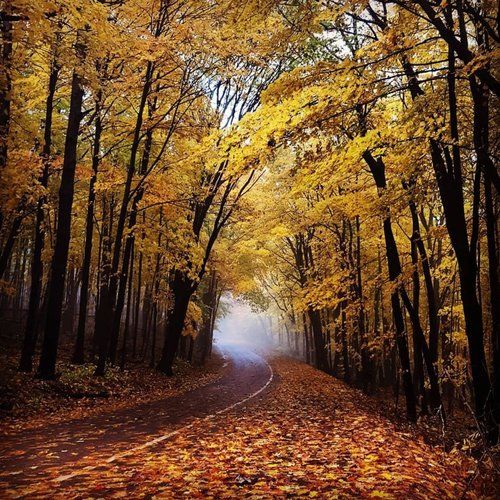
[0, 345, 489, 498]
[0, 344, 273, 493]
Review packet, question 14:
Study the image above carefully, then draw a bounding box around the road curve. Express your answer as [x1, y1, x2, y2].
[0, 344, 273, 489]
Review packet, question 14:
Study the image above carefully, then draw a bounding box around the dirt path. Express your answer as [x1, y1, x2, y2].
[0, 347, 492, 498]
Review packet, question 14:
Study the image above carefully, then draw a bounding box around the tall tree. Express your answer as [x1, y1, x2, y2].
[38, 37, 85, 379]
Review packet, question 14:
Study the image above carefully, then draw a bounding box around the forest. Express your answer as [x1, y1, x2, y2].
[0, 0, 498, 497]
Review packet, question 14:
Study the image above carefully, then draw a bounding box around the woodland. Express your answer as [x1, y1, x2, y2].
[0, 0, 499, 497]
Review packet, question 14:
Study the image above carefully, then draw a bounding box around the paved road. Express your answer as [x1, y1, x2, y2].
[0, 344, 273, 491]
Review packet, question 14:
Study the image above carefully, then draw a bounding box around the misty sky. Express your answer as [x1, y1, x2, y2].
[214, 296, 274, 349]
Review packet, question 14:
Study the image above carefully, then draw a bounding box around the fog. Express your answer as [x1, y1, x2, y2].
[214, 295, 275, 352]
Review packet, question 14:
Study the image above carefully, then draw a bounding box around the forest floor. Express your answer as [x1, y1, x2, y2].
[0, 332, 225, 435]
[0, 344, 497, 499]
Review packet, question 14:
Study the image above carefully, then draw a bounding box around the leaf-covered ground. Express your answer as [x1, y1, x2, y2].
[1, 354, 495, 498]
[0, 348, 224, 436]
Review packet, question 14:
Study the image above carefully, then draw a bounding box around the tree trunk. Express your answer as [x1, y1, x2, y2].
[308, 306, 329, 373]
[73, 94, 102, 364]
[108, 190, 142, 363]
[407, 191, 440, 365]
[94, 196, 113, 376]
[120, 245, 134, 371]
[93, 62, 153, 349]
[193, 270, 217, 366]
[38, 58, 84, 379]
[19, 59, 59, 372]
[363, 151, 417, 421]
[61, 269, 79, 336]
[157, 271, 193, 375]
[339, 301, 349, 381]
[485, 169, 500, 436]
[0, 215, 22, 280]
[430, 138, 494, 437]
[355, 216, 371, 392]
[132, 247, 142, 359]
[409, 228, 426, 413]
[469, 69, 498, 441]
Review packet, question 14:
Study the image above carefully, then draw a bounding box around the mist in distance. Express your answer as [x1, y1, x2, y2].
[214, 295, 274, 352]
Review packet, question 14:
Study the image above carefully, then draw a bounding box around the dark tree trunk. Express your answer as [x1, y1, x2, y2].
[94, 286, 113, 377]
[61, 269, 79, 336]
[408, 191, 440, 365]
[303, 312, 310, 364]
[108, 190, 142, 363]
[93, 62, 153, 348]
[363, 151, 417, 421]
[132, 248, 142, 358]
[207, 290, 220, 359]
[148, 220, 162, 368]
[92, 194, 112, 354]
[0, 215, 22, 280]
[409, 10, 496, 434]
[355, 216, 371, 392]
[94, 197, 113, 376]
[73, 95, 102, 364]
[339, 301, 349, 381]
[308, 306, 329, 373]
[193, 270, 218, 366]
[150, 303, 158, 367]
[431, 138, 494, 435]
[141, 284, 152, 359]
[19, 59, 59, 372]
[15, 243, 27, 316]
[401, 54, 447, 415]
[485, 170, 500, 434]
[157, 271, 193, 375]
[38, 59, 84, 380]
[120, 245, 134, 371]
[469, 66, 498, 441]
[409, 227, 426, 413]
[399, 287, 442, 412]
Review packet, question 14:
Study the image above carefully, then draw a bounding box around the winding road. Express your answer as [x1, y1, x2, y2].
[0, 345, 490, 498]
[0, 344, 273, 491]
